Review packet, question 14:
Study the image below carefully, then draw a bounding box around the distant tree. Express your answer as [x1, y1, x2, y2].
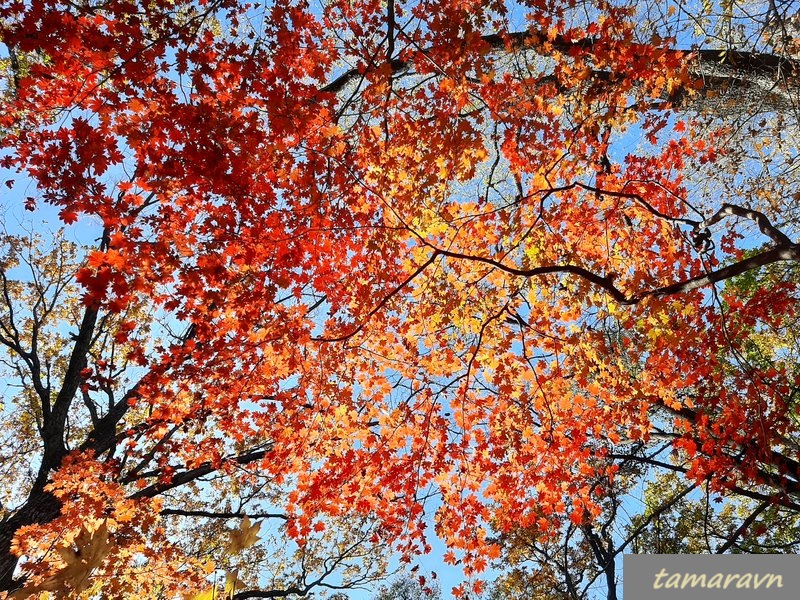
[373, 575, 441, 600]
[628, 472, 800, 555]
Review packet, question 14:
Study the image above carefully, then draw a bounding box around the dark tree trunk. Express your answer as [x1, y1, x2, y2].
[0, 490, 62, 592]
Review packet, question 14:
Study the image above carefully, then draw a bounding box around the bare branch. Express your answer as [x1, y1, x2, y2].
[161, 508, 287, 520]
[701, 203, 793, 246]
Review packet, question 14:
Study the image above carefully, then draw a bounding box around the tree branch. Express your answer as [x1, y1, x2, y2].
[312, 252, 439, 342]
[430, 240, 800, 305]
[161, 508, 288, 520]
[608, 452, 800, 511]
[716, 500, 771, 553]
[233, 587, 305, 599]
[701, 203, 793, 246]
[129, 447, 271, 499]
[320, 28, 799, 102]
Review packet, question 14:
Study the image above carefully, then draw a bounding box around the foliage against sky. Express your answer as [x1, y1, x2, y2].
[1, 0, 800, 597]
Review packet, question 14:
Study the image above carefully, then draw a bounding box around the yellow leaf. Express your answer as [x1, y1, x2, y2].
[225, 570, 246, 598]
[15, 521, 113, 598]
[224, 516, 262, 554]
[191, 588, 218, 600]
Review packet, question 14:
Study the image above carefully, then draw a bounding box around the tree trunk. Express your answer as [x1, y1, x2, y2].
[0, 490, 62, 592]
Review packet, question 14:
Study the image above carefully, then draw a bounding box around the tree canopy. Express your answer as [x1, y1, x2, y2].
[1, 0, 800, 597]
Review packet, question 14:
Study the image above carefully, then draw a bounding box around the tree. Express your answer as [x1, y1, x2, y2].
[0, 228, 393, 596]
[484, 460, 800, 599]
[2, 0, 800, 596]
[372, 575, 441, 600]
[626, 471, 800, 555]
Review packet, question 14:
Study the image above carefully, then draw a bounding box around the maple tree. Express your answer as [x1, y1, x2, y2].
[1, 0, 800, 597]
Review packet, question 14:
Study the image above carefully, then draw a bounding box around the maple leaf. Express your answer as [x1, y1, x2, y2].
[15, 521, 113, 598]
[191, 588, 219, 600]
[224, 516, 262, 554]
[225, 570, 246, 598]
[59, 209, 79, 224]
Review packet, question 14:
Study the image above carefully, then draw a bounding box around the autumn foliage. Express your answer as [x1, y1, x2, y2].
[1, 0, 799, 596]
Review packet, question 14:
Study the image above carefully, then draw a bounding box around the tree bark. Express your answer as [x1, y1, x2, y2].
[0, 488, 61, 592]
[322, 29, 800, 116]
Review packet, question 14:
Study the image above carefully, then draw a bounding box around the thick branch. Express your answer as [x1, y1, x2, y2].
[37, 303, 98, 488]
[320, 28, 799, 106]
[583, 525, 617, 600]
[129, 447, 270, 499]
[640, 244, 800, 299]
[386, 0, 395, 61]
[430, 242, 800, 305]
[78, 382, 136, 456]
[161, 508, 288, 520]
[701, 203, 793, 246]
[608, 452, 800, 512]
